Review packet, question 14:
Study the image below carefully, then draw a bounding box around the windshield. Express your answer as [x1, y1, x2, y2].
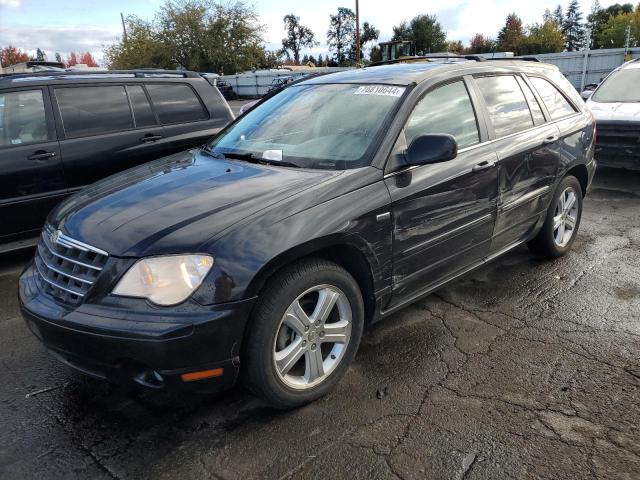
[592, 68, 640, 103]
[208, 83, 406, 169]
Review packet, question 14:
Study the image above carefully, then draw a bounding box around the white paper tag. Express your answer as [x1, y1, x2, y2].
[262, 149, 283, 161]
[354, 85, 405, 97]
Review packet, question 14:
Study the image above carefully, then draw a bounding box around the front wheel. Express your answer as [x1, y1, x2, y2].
[243, 259, 364, 409]
[527, 175, 583, 257]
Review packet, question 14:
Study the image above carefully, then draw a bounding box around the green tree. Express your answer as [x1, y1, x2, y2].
[327, 7, 356, 65]
[281, 14, 317, 65]
[34, 48, 46, 61]
[105, 1, 266, 74]
[497, 13, 524, 52]
[553, 5, 565, 26]
[391, 20, 412, 41]
[54, 52, 63, 63]
[369, 45, 382, 62]
[596, 8, 640, 48]
[564, 0, 585, 51]
[467, 33, 496, 54]
[588, 2, 635, 48]
[351, 21, 379, 62]
[317, 53, 324, 66]
[519, 20, 565, 54]
[410, 14, 447, 54]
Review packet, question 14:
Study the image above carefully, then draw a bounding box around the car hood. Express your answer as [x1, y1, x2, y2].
[50, 150, 339, 257]
[587, 100, 640, 122]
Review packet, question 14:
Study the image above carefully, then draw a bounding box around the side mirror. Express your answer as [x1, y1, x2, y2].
[581, 90, 594, 100]
[406, 134, 458, 166]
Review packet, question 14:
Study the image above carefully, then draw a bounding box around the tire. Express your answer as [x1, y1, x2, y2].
[527, 175, 583, 258]
[243, 258, 364, 409]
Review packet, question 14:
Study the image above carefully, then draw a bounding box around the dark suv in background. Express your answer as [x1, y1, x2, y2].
[0, 70, 234, 250]
[19, 57, 595, 409]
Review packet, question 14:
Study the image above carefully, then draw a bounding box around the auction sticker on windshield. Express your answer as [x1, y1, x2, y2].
[354, 85, 405, 97]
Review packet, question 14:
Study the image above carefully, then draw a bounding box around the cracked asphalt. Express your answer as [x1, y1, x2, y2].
[1, 167, 639, 480]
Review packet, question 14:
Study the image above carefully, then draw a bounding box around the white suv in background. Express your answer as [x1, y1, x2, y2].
[584, 59, 640, 170]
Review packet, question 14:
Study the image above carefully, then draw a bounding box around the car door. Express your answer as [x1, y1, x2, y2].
[384, 78, 499, 305]
[53, 83, 167, 189]
[0, 87, 65, 242]
[473, 75, 562, 254]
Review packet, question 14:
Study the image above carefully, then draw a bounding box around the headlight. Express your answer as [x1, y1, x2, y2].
[113, 255, 214, 306]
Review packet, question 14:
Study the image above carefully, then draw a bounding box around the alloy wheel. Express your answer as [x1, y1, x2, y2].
[273, 284, 352, 390]
[553, 186, 579, 247]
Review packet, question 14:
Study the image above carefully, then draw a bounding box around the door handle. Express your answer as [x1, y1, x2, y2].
[140, 134, 163, 143]
[27, 151, 56, 161]
[472, 160, 495, 172]
[543, 135, 559, 145]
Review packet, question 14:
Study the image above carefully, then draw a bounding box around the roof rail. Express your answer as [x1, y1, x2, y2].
[0, 69, 201, 81]
[369, 54, 540, 67]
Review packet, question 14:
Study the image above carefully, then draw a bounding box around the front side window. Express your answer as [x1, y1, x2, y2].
[404, 80, 480, 149]
[591, 68, 640, 103]
[146, 84, 207, 124]
[476, 75, 534, 138]
[209, 83, 406, 170]
[56, 85, 133, 138]
[0, 90, 48, 147]
[529, 77, 576, 119]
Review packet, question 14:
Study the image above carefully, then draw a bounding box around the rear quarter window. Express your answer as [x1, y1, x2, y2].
[146, 83, 208, 124]
[529, 77, 576, 120]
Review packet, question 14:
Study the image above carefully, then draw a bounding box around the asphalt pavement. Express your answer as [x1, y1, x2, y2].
[1, 168, 639, 479]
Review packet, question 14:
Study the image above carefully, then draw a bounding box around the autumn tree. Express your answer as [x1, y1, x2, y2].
[497, 13, 524, 52]
[447, 40, 464, 54]
[0, 45, 29, 66]
[79, 52, 99, 67]
[327, 7, 356, 65]
[281, 14, 317, 65]
[467, 33, 497, 54]
[66, 52, 79, 67]
[564, 0, 585, 51]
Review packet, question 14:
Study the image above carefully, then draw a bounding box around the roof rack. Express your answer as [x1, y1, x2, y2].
[370, 54, 540, 67]
[0, 69, 201, 81]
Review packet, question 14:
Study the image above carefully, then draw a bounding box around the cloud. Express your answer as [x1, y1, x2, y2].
[0, 24, 121, 65]
[0, 0, 22, 7]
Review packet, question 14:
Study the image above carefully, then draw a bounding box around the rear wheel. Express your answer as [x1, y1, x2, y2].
[527, 175, 583, 257]
[243, 259, 364, 409]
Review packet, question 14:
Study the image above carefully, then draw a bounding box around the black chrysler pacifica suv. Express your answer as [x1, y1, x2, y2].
[20, 58, 596, 408]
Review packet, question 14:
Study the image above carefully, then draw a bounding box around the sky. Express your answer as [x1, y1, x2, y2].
[0, 0, 627, 65]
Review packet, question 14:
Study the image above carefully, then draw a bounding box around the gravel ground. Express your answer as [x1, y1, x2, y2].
[1, 168, 639, 480]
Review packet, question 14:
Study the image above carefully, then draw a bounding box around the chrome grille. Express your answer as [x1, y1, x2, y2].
[34, 225, 109, 304]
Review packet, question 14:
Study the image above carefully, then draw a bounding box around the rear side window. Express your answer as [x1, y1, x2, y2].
[56, 86, 133, 138]
[126, 85, 156, 128]
[405, 81, 480, 149]
[476, 75, 533, 138]
[146, 84, 208, 124]
[0, 90, 48, 147]
[529, 77, 576, 119]
[517, 77, 545, 124]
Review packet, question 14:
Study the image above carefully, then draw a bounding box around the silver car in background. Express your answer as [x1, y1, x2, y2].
[585, 59, 640, 170]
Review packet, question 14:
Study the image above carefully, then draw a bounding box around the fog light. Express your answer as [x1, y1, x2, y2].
[181, 368, 224, 382]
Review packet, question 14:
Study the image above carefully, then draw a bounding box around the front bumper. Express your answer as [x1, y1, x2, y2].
[595, 121, 640, 170]
[19, 262, 256, 393]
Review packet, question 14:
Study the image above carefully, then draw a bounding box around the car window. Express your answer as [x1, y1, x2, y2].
[0, 90, 48, 147]
[517, 77, 545, 124]
[476, 76, 534, 138]
[146, 84, 208, 124]
[126, 85, 156, 128]
[404, 81, 480, 149]
[56, 85, 133, 138]
[529, 77, 576, 119]
[591, 68, 640, 102]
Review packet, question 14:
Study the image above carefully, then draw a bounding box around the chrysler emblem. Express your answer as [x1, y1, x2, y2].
[50, 229, 61, 245]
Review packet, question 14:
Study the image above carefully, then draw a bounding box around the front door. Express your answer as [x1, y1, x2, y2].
[0, 87, 65, 241]
[385, 79, 499, 306]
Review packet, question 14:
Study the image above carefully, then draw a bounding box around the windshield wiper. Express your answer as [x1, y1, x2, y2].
[217, 150, 301, 168]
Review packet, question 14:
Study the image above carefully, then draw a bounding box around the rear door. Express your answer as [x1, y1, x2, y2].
[385, 78, 499, 305]
[53, 83, 167, 189]
[473, 74, 562, 253]
[0, 87, 65, 241]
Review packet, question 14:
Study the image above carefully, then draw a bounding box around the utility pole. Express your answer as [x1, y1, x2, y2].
[121, 12, 128, 42]
[580, 28, 591, 92]
[355, 0, 360, 65]
[624, 24, 631, 59]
